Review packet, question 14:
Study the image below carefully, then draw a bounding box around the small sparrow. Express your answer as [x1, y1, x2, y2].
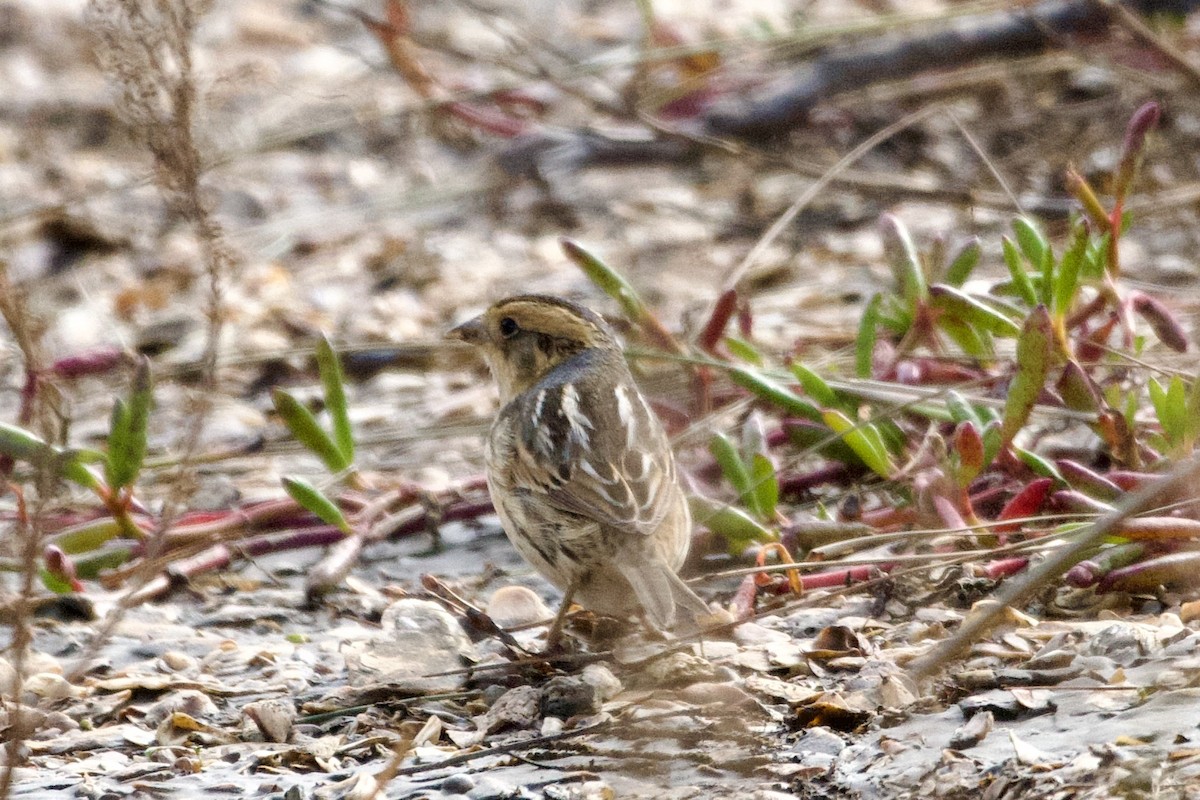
[448, 295, 710, 637]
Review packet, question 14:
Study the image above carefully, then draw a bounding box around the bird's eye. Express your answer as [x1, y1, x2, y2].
[498, 317, 519, 338]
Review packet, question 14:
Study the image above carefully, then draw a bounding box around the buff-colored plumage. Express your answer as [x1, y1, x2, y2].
[449, 295, 709, 631]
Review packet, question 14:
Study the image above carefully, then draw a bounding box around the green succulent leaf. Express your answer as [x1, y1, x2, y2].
[39, 568, 76, 595]
[856, 293, 882, 378]
[938, 316, 993, 359]
[1013, 217, 1054, 305]
[728, 367, 823, 423]
[1013, 217, 1050, 270]
[981, 420, 1003, 468]
[50, 518, 126, 554]
[1148, 378, 1170, 437]
[283, 476, 352, 534]
[710, 433, 758, 516]
[724, 336, 764, 365]
[928, 284, 1022, 338]
[316, 336, 354, 465]
[1014, 445, 1064, 483]
[1187, 376, 1200, 443]
[0, 423, 102, 491]
[877, 294, 914, 336]
[561, 238, 646, 322]
[1084, 232, 1110, 280]
[783, 420, 863, 466]
[72, 543, 134, 578]
[750, 453, 779, 520]
[1058, 360, 1101, 413]
[688, 495, 777, 553]
[273, 388, 350, 473]
[104, 399, 130, 490]
[945, 237, 982, 287]
[1001, 237, 1038, 307]
[790, 363, 839, 408]
[1001, 305, 1053, 447]
[881, 214, 927, 306]
[823, 409, 893, 479]
[945, 391, 983, 428]
[1054, 221, 1089, 318]
[105, 357, 152, 490]
[1151, 376, 1191, 450]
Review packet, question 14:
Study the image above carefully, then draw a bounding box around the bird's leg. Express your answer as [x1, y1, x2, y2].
[544, 581, 578, 652]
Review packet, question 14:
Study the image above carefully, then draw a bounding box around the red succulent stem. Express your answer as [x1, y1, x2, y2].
[757, 564, 885, 594]
[975, 557, 1028, 581]
[1106, 471, 1162, 492]
[51, 346, 128, 379]
[699, 289, 738, 354]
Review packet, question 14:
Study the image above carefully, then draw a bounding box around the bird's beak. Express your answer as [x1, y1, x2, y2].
[446, 315, 486, 344]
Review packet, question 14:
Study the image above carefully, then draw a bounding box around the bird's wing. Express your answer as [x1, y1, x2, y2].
[507, 376, 677, 537]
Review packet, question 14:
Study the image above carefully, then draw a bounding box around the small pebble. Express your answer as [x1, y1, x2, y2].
[441, 774, 475, 794]
[485, 585, 551, 628]
[480, 684, 508, 705]
[790, 727, 847, 756]
[159, 651, 197, 673]
[639, 651, 721, 688]
[1179, 599, 1200, 623]
[581, 663, 622, 700]
[540, 675, 598, 718]
[948, 710, 993, 750]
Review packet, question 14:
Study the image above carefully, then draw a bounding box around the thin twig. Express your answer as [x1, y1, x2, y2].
[394, 718, 612, 775]
[944, 110, 1023, 212]
[0, 261, 58, 800]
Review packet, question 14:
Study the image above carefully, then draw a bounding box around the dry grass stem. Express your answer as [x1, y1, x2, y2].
[68, 0, 236, 681]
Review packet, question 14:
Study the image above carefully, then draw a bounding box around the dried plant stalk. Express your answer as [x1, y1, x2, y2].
[63, 0, 237, 681]
[89, 0, 231, 384]
[0, 263, 56, 800]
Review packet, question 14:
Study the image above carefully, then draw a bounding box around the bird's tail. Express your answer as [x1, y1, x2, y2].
[615, 558, 711, 631]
